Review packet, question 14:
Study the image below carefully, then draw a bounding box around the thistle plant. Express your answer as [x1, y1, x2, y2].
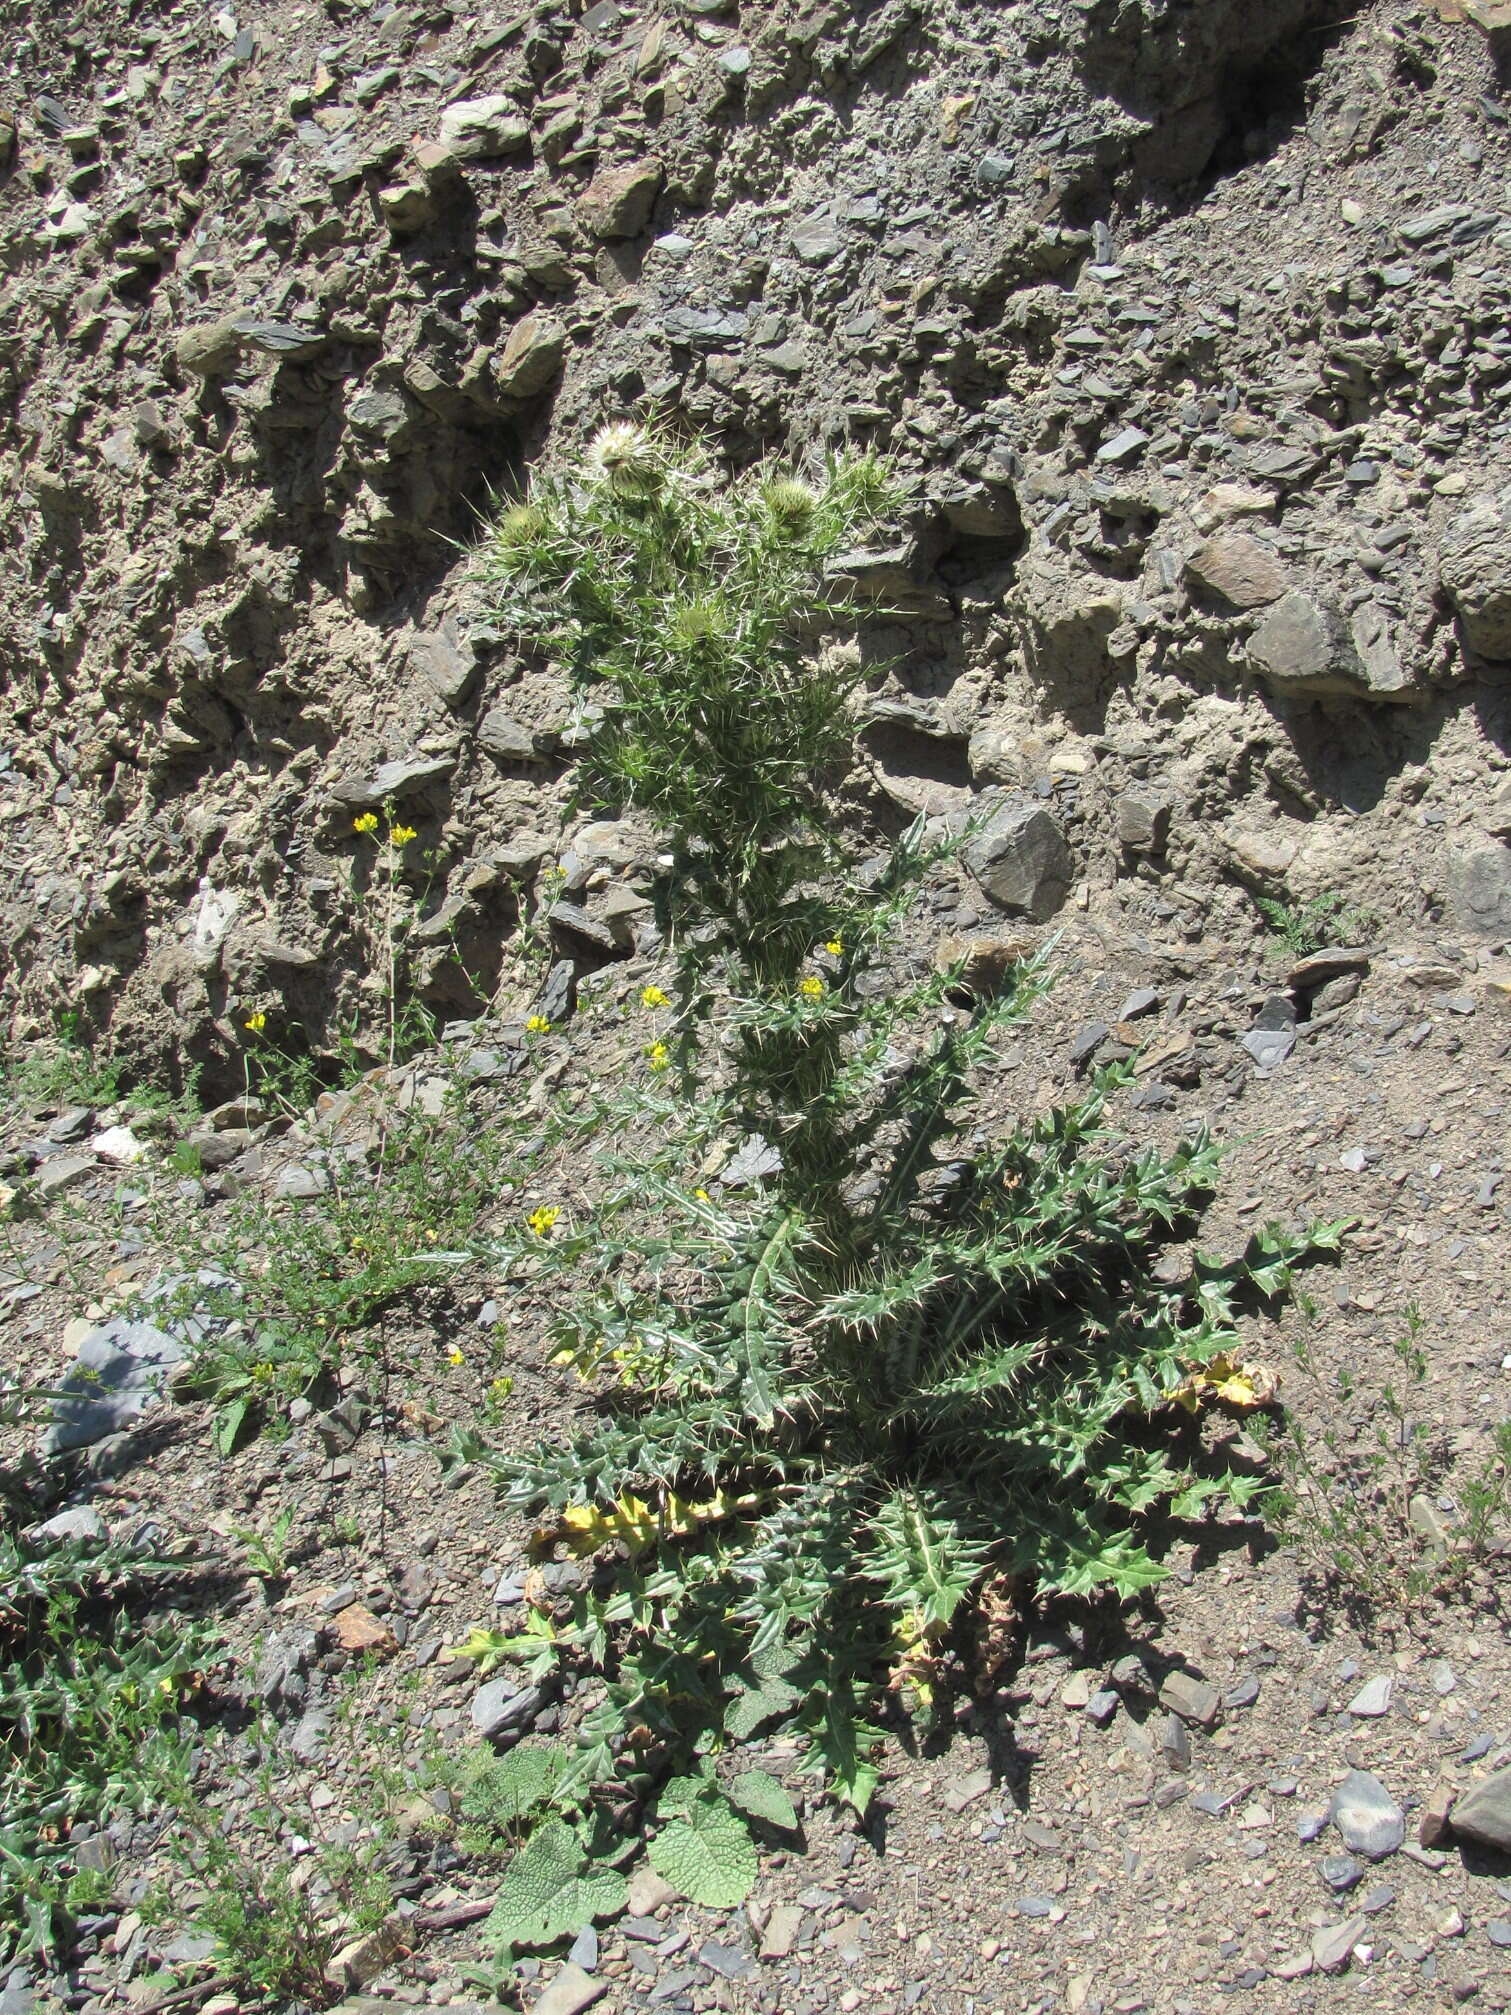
[471, 426, 1316, 1808]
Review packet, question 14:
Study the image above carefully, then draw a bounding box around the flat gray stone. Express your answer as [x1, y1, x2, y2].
[493, 312, 567, 399]
[1241, 1025, 1296, 1071]
[526, 1965, 605, 2015]
[942, 1768, 993, 1813]
[965, 796, 1073, 921]
[44, 1318, 189, 1454]
[1116, 787, 1172, 852]
[437, 95, 531, 161]
[472, 1678, 544, 1740]
[1160, 1670, 1221, 1729]
[1440, 489, 1511, 660]
[331, 755, 454, 810]
[1096, 426, 1148, 465]
[409, 621, 477, 708]
[1346, 1674, 1393, 1718]
[1320, 1855, 1362, 1891]
[1312, 1915, 1367, 1973]
[1185, 532, 1289, 609]
[760, 1904, 803, 1959]
[31, 1506, 106, 1543]
[1330, 1770, 1404, 1859]
[698, 1942, 756, 1981]
[479, 707, 548, 762]
[36, 1154, 94, 1196]
[577, 157, 663, 240]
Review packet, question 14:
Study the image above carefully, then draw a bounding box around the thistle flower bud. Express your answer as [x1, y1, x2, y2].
[668, 599, 726, 648]
[495, 501, 547, 555]
[762, 476, 818, 528]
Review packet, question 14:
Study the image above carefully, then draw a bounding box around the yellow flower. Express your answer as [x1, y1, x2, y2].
[646, 1041, 670, 1071]
[243, 1011, 267, 1033]
[640, 985, 670, 1009]
[694, 1188, 710, 1202]
[825, 940, 844, 957]
[526, 1014, 551, 1034]
[447, 1345, 465, 1366]
[799, 976, 825, 999]
[527, 1205, 559, 1237]
[352, 811, 379, 834]
[388, 823, 418, 848]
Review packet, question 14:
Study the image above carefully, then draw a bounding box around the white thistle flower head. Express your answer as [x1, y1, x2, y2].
[582, 421, 665, 499]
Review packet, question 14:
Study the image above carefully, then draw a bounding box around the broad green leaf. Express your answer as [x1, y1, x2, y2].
[654, 1767, 716, 1821]
[214, 1397, 250, 1457]
[724, 1678, 799, 1741]
[462, 1744, 561, 1828]
[727, 1768, 798, 1832]
[647, 1799, 758, 1908]
[483, 1820, 627, 1954]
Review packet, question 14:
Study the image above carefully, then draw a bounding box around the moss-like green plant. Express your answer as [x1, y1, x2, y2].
[470, 427, 1316, 1808]
[0, 1495, 208, 1956]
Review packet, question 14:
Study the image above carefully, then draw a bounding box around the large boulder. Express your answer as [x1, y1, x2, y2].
[1185, 532, 1289, 609]
[577, 157, 663, 240]
[493, 313, 567, 399]
[1246, 591, 1416, 701]
[435, 95, 530, 162]
[964, 796, 1074, 921]
[1440, 491, 1511, 661]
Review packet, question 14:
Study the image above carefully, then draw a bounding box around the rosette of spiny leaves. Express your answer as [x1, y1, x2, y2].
[471, 427, 1323, 1808]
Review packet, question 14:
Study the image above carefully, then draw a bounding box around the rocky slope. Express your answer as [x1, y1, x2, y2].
[2, 9, 1511, 2009]
[1, 0, 1509, 1087]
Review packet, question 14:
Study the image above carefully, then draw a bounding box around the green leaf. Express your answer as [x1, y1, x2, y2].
[654, 1767, 716, 1821]
[727, 1769, 798, 1832]
[737, 1213, 799, 1429]
[1168, 1477, 1225, 1520]
[724, 1678, 799, 1741]
[647, 1798, 758, 1908]
[483, 1819, 628, 1954]
[800, 1692, 883, 1815]
[868, 1489, 989, 1633]
[213, 1397, 251, 1457]
[461, 1744, 562, 1829]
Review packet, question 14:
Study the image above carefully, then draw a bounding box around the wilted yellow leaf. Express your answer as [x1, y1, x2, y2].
[537, 1487, 759, 1559]
[1164, 1351, 1277, 1413]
